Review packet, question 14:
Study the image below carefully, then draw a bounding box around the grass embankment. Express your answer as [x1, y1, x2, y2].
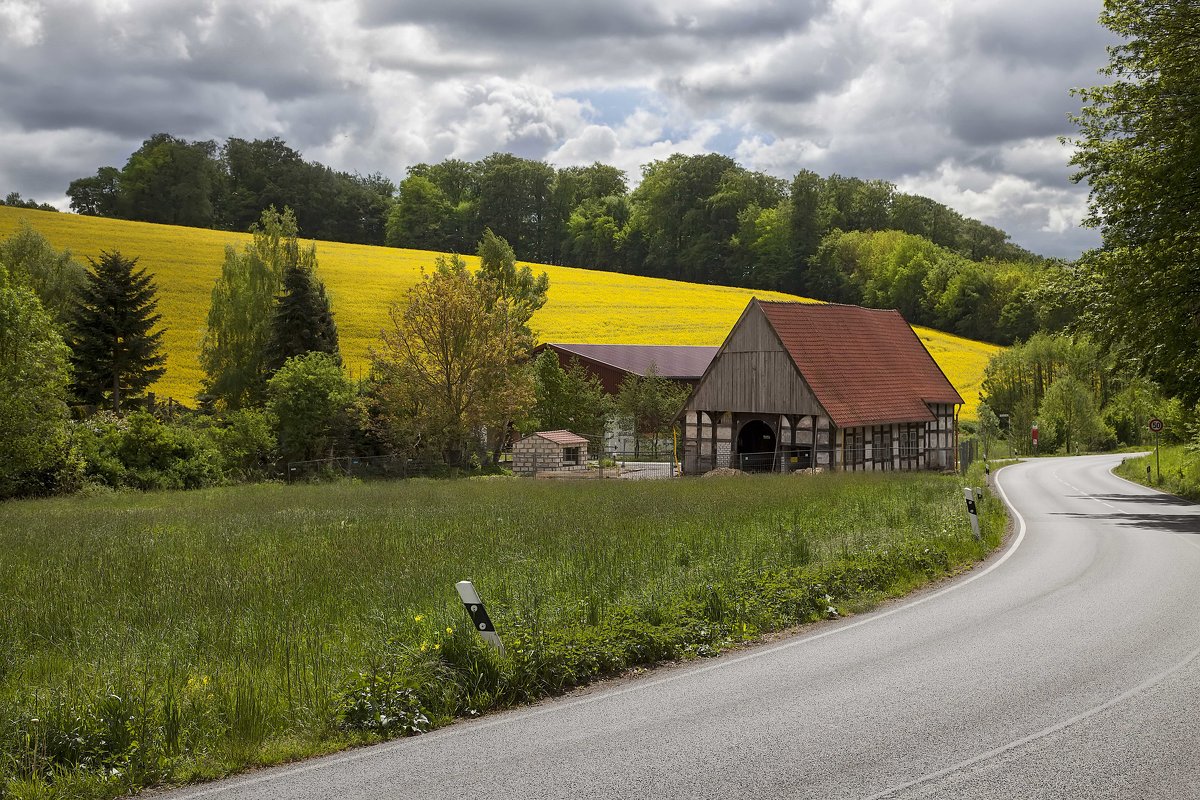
[0, 471, 1003, 798]
[0, 206, 998, 418]
[1114, 446, 1200, 501]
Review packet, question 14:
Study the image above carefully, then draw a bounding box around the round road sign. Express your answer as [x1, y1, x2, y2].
[1148, 417, 1164, 433]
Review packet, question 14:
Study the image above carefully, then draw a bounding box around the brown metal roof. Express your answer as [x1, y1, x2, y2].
[526, 430, 590, 446]
[756, 301, 963, 428]
[539, 343, 719, 380]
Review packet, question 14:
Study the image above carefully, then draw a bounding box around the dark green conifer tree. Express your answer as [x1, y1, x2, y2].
[265, 262, 340, 375]
[68, 250, 166, 412]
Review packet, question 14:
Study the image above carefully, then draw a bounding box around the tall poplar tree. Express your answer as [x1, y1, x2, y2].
[67, 250, 165, 412]
[200, 206, 312, 407]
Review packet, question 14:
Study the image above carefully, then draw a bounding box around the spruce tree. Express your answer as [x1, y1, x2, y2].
[265, 262, 340, 375]
[68, 250, 166, 412]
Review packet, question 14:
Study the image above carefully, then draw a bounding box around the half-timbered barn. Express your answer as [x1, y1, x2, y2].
[680, 300, 962, 474]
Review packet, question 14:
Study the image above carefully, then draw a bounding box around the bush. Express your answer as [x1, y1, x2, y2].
[74, 412, 223, 491]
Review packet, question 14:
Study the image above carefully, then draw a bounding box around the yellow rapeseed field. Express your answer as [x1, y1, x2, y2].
[0, 206, 997, 418]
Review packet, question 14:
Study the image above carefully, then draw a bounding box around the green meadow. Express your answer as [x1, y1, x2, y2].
[0, 470, 1002, 798]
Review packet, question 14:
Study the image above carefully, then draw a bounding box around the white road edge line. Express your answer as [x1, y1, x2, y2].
[864, 456, 1200, 799]
[168, 467, 1030, 800]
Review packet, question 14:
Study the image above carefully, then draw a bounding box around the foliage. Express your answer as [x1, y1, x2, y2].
[265, 257, 340, 376]
[67, 250, 166, 412]
[527, 350, 611, 438]
[1036, 374, 1114, 453]
[63, 133, 1036, 300]
[200, 207, 311, 408]
[475, 227, 549, 330]
[372, 256, 535, 465]
[0, 223, 86, 324]
[73, 411, 223, 491]
[0, 206, 999, 419]
[0, 274, 72, 498]
[979, 332, 1178, 454]
[615, 366, 691, 455]
[1068, 1, 1200, 404]
[205, 407, 278, 481]
[805, 229, 1046, 344]
[0, 471, 1003, 797]
[385, 175, 454, 252]
[67, 134, 395, 245]
[265, 352, 356, 463]
[0, 192, 58, 212]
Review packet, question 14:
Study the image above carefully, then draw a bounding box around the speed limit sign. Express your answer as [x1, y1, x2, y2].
[1149, 418, 1164, 433]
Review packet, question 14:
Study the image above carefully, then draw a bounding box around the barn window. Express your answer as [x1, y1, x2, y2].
[564, 446, 581, 465]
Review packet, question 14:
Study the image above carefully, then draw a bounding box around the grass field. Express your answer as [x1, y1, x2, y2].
[1114, 446, 1200, 502]
[0, 469, 1002, 798]
[0, 206, 999, 417]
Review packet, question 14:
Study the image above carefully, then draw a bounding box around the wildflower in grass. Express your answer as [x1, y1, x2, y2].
[445, 627, 453, 635]
[413, 614, 424, 623]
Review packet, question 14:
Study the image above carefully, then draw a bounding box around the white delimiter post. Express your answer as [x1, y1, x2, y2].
[456, 580, 504, 655]
[963, 487, 981, 540]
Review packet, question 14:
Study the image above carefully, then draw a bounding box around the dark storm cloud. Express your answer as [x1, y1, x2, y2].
[358, 0, 827, 42]
[0, 1, 357, 139]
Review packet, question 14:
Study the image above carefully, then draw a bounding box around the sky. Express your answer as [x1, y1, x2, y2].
[0, 0, 1116, 259]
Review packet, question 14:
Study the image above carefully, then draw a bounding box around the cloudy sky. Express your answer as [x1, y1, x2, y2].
[0, 0, 1115, 258]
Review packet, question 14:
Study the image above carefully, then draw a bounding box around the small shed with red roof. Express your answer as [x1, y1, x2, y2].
[513, 429, 591, 477]
[680, 299, 962, 474]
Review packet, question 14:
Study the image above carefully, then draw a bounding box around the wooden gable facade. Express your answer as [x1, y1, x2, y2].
[680, 300, 962, 474]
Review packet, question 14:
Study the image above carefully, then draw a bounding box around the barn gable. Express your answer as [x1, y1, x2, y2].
[686, 301, 823, 416]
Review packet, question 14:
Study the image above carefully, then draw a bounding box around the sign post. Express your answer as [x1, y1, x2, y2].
[1032, 422, 1039, 456]
[456, 580, 504, 655]
[963, 487, 981, 541]
[1148, 418, 1164, 483]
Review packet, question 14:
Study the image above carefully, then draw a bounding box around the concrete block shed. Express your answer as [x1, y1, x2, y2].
[513, 430, 590, 477]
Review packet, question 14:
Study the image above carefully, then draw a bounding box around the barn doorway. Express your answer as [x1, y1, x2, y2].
[736, 419, 776, 472]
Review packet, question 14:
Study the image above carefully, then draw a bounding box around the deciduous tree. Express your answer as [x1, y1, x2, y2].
[266, 352, 356, 463]
[373, 255, 535, 465]
[1068, 0, 1200, 403]
[0, 270, 72, 497]
[0, 223, 86, 324]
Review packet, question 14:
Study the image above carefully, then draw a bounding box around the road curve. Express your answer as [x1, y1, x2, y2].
[156, 455, 1200, 800]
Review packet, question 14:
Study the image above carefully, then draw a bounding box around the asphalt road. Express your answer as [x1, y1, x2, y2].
[158, 454, 1200, 800]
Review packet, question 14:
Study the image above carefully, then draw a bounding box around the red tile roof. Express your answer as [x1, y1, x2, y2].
[527, 430, 591, 446]
[539, 344, 719, 381]
[756, 301, 963, 428]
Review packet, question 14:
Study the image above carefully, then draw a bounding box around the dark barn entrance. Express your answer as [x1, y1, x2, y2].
[736, 419, 776, 471]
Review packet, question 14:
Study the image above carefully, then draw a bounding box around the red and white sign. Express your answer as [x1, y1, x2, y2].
[1148, 418, 1164, 433]
[1032, 423, 1039, 444]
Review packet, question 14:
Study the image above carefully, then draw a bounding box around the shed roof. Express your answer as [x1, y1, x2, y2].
[525, 430, 590, 446]
[755, 301, 963, 428]
[539, 343, 719, 380]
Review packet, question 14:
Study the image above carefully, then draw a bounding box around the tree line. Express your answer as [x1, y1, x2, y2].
[61, 135, 1050, 343]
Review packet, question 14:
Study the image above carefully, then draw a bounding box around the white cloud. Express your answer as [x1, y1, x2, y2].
[0, 0, 1112, 257]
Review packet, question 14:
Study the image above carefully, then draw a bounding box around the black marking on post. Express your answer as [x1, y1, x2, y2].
[966, 497, 977, 516]
[463, 601, 496, 633]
